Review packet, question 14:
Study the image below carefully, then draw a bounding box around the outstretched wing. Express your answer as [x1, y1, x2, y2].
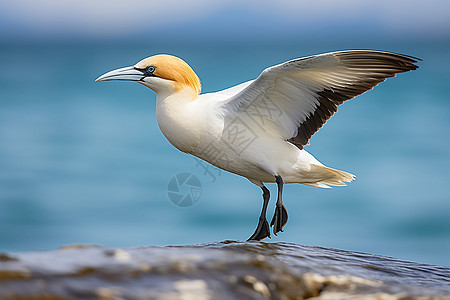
[220, 50, 420, 149]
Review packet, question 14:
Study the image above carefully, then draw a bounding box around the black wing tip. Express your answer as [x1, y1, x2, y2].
[390, 51, 422, 70]
[332, 49, 421, 71]
[288, 49, 421, 150]
[333, 49, 421, 60]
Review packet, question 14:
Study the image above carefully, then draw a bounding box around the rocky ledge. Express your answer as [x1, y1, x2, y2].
[0, 241, 449, 299]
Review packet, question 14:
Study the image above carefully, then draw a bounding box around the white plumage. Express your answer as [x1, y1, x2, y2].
[96, 50, 419, 240]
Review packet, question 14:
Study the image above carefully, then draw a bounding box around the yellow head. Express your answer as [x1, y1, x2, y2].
[96, 54, 201, 97]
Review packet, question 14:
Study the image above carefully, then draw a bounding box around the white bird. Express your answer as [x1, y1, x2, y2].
[96, 50, 419, 241]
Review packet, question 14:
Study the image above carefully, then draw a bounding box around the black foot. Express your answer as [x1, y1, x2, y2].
[247, 217, 271, 241]
[270, 204, 288, 235]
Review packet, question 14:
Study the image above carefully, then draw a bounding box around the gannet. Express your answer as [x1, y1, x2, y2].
[96, 50, 419, 241]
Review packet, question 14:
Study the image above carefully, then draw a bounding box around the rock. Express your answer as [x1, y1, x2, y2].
[0, 241, 449, 299]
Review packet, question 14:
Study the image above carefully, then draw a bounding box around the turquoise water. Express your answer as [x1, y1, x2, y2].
[0, 39, 449, 266]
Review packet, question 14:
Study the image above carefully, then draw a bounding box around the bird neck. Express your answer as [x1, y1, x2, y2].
[155, 86, 201, 154]
[156, 85, 199, 105]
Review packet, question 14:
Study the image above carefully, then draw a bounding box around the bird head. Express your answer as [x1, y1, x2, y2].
[95, 54, 201, 97]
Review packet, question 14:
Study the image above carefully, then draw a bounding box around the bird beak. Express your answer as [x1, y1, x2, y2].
[95, 66, 144, 82]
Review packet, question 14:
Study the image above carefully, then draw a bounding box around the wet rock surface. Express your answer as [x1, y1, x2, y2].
[0, 241, 449, 299]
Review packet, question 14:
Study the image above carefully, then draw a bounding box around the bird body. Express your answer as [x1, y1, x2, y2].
[96, 51, 419, 240]
[154, 78, 349, 187]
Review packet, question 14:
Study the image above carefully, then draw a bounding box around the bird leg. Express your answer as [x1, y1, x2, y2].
[247, 186, 271, 241]
[270, 175, 288, 235]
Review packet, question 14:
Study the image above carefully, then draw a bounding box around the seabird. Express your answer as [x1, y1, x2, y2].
[96, 50, 419, 241]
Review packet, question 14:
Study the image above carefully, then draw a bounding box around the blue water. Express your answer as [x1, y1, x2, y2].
[0, 39, 449, 266]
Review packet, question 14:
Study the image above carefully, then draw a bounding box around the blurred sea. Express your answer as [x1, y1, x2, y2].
[0, 38, 449, 266]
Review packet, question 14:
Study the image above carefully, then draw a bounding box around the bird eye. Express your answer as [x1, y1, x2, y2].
[146, 65, 156, 75]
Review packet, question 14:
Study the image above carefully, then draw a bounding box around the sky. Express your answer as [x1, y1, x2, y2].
[0, 0, 449, 42]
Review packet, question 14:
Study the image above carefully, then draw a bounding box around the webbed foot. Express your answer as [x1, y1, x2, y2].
[248, 217, 271, 241]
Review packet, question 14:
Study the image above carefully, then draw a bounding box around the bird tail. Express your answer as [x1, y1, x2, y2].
[302, 164, 356, 188]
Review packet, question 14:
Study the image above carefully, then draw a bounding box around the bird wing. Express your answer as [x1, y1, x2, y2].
[219, 50, 420, 149]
